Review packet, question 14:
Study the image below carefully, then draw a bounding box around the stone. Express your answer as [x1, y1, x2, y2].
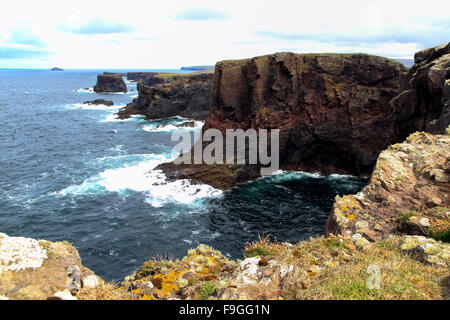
[401, 236, 449, 267]
[351, 233, 371, 250]
[258, 258, 268, 267]
[83, 275, 100, 289]
[66, 265, 82, 291]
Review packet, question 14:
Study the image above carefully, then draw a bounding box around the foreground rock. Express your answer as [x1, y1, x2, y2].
[122, 235, 449, 300]
[401, 235, 449, 268]
[118, 72, 213, 120]
[93, 73, 127, 93]
[326, 129, 449, 241]
[0, 233, 99, 299]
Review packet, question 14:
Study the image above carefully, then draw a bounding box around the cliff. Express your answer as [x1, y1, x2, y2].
[118, 72, 213, 120]
[158, 52, 408, 189]
[93, 73, 127, 93]
[392, 42, 450, 137]
[126, 72, 161, 83]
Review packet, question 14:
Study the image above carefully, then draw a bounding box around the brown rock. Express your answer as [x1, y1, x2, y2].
[258, 258, 269, 267]
[93, 73, 127, 93]
[151, 277, 163, 290]
[327, 130, 450, 239]
[118, 72, 213, 120]
[159, 52, 407, 189]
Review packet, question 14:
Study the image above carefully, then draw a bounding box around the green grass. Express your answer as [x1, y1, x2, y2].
[155, 69, 214, 79]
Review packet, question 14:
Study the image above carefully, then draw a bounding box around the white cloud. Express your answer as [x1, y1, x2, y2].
[0, 0, 449, 68]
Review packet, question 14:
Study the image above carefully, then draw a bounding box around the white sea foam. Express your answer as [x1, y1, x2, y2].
[58, 153, 222, 206]
[68, 103, 123, 111]
[100, 113, 143, 123]
[142, 120, 204, 132]
[73, 88, 94, 93]
[327, 173, 358, 180]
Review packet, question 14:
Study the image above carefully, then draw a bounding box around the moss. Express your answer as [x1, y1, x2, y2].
[198, 281, 217, 300]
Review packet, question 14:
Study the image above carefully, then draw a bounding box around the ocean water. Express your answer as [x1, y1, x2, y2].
[0, 69, 367, 281]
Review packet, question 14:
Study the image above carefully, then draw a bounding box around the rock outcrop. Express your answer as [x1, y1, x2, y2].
[326, 129, 450, 241]
[0, 233, 100, 300]
[118, 72, 213, 120]
[126, 72, 161, 84]
[83, 99, 114, 106]
[93, 73, 127, 93]
[426, 80, 450, 134]
[392, 42, 450, 136]
[121, 235, 449, 300]
[158, 52, 407, 189]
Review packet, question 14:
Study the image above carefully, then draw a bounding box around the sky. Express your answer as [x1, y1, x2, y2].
[0, 0, 449, 69]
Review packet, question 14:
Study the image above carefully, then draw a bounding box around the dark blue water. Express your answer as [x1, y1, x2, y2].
[0, 69, 367, 281]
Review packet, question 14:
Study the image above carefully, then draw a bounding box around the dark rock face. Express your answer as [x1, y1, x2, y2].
[392, 42, 450, 137]
[158, 52, 407, 189]
[93, 74, 127, 93]
[118, 73, 213, 120]
[83, 99, 114, 106]
[126, 72, 163, 85]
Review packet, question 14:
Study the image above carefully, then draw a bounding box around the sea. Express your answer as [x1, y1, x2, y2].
[0, 69, 367, 281]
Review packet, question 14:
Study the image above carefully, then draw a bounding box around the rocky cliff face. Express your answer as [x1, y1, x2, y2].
[326, 129, 450, 241]
[391, 43, 450, 137]
[126, 72, 163, 86]
[93, 73, 127, 93]
[159, 52, 407, 189]
[118, 73, 213, 120]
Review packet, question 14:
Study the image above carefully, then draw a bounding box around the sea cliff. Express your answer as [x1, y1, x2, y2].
[1, 44, 449, 300]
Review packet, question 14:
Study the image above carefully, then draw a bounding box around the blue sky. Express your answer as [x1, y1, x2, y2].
[0, 0, 448, 68]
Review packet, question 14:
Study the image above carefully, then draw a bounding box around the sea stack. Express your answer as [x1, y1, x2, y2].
[93, 73, 127, 93]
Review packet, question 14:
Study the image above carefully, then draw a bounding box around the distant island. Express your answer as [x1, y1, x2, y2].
[180, 65, 214, 71]
[51, 67, 64, 71]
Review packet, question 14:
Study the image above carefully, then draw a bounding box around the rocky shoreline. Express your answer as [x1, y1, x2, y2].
[1, 44, 449, 300]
